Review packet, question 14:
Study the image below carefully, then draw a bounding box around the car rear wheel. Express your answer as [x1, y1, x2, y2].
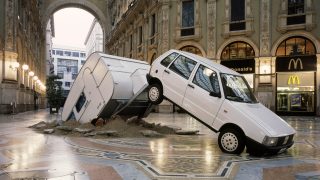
[148, 83, 163, 105]
[218, 128, 245, 154]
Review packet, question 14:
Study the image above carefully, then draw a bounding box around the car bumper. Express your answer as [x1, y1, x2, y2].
[246, 135, 294, 155]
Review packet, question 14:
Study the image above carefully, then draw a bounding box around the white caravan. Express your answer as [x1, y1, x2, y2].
[62, 52, 151, 124]
[147, 49, 296, 155]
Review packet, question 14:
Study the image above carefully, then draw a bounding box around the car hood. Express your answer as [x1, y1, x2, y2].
[231, 102, 296, 137]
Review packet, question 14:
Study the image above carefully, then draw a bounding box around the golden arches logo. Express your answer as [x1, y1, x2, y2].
[288, 75, 300, 85]
[288, 58, 303, 70]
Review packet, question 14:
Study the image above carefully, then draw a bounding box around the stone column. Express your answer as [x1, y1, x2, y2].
[207, 0, 216, 59]
[160, 1, 169, 54]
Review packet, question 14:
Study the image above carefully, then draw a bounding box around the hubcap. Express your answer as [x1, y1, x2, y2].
[149, 86, 159, 102]
[221, 132, 238, 152]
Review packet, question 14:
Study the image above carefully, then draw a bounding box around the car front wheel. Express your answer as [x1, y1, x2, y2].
[218, 128, 245, 154]
[148, 83, 163, 105]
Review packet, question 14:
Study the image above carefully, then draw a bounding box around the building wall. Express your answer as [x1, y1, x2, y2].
[84, 18, 103, 56]
[0, 0, 47, 113]
[106, 0, 320, 115]
[51, 45, 86, 99]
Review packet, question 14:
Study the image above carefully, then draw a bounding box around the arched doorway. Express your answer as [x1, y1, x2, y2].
[220, 41, 255, 88]
[180, 45, 203, 56]
[275, 36, 317, 115]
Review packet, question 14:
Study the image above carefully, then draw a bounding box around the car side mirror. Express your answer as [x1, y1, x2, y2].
[210, 91, 221, 98]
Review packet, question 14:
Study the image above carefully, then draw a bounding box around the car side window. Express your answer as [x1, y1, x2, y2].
[193, 65, 220, 93]
[160, 52, 178, 67]
[169, 55, 197, 79]
[75, 92, 86, 112]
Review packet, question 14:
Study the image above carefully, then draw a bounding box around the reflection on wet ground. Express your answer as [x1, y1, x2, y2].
[0, 110, 319, 179]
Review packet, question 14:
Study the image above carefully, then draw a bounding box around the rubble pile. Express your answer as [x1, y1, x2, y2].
[29, 115, 198, 138]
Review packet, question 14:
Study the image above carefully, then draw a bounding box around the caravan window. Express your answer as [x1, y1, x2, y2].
[75, 92, 86, 112]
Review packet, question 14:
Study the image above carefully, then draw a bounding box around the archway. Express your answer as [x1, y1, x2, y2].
[41, 0, 111, 52]
[274, 36, 317, 116]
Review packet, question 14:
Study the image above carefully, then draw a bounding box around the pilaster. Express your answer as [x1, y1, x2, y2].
[207, 0, 216, 59]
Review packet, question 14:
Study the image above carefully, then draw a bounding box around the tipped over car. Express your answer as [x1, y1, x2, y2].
[147, 49, 296, 155]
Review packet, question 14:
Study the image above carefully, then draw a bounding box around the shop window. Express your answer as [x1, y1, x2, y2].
[181, 0, 195, 36]
[276, 36, 316, 56]
[221, 41, 255, 60]
[230, 0, 246, 31]
[287, 0, 305, 25]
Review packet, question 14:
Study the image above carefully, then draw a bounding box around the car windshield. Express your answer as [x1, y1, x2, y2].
[221, 73, 258, 103]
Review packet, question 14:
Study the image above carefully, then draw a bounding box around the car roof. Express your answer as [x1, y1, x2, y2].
[165, 49, 241, 75]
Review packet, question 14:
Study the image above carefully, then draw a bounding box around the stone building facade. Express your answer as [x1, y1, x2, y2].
[106, 0, 320, 116]
[0, 0, 47, 113]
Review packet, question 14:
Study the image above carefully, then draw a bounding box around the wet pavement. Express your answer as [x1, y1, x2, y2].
[0, 110, 319, 179]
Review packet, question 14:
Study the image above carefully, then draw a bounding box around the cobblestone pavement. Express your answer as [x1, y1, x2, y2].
[0, 110, 319, 179]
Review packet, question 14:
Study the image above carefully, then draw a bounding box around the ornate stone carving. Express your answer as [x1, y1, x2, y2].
[260, 0, 271, 56]
[5, 0, 15, 51]
[161, 3, 169, 53]
[207, 0, 216, 58]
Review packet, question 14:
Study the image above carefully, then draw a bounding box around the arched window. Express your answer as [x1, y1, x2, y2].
[180, 46, 202, 56]
[221, 41, 255, 60]
[276, 36, 316, 56]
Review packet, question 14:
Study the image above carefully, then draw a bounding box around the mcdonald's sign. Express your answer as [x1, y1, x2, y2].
[287, 75, 300, 85]
[288, 58, 303, 70]
[276, 55, 316, 72]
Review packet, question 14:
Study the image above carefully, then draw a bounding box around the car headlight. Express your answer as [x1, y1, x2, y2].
[263, 136, 278, 146]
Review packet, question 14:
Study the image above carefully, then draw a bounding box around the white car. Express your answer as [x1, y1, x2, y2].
[147, 49, 296, 155]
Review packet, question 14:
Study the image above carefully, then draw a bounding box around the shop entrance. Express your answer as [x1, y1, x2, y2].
[275, 36, 317, 115]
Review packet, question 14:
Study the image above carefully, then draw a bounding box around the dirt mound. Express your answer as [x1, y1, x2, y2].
[30, 116, 177, 138]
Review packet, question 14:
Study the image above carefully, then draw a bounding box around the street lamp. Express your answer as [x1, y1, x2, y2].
[28, 71, 34, 88]
[22, 64, 29, 86]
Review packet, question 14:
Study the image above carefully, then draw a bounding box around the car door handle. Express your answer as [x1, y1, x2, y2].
[164, 69, 170, 74]
[188, 84, 194, 89]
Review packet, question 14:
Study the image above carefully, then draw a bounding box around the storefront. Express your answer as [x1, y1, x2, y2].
[275, 36, 317, 115]
[220, 41, 255, 88]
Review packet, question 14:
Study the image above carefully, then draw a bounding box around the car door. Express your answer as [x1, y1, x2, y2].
[162, 55, 197, 106]
[182, 64, 224, 125]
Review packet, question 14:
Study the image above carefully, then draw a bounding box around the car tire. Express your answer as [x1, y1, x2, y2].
[148, 83, 163, 105]
[218, 128, 245, 154]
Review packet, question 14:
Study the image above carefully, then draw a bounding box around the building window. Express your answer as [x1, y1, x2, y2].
[150, 14, 156, 44]
[230, 0, 246, 31]
[80, 53, 86, 58]
[221, 41, 255, 60]
[52, 50, 55, 55]
[64, 51, 71, 56]
[276, 36, 316, 56]
[57, 72, 64, 79]
[287, 0, 305, 25]
[65, 82, 71, 87]
[72, 52, 79, 57]
[129, 34, 133, 58]
[56, 50, 63, 56]
[72, 74, 77, 80]
[181, 0, 195, 36]
[81, 60, 85, 65]
[138, 26, 143, 52]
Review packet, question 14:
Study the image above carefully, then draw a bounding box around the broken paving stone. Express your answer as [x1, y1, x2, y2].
[43, 129, 55, 134]
[29, 121, 47, 129]
[175, 130, 199, 135]
[56, 126, 74, 132]
[96, 130, 118, 136]
[84, 132, 96, 137]
[73, 128, 94, 134]
[166, 125, 182, 131]
[126, 116, 139, 124]
[140, 130, 163, 137]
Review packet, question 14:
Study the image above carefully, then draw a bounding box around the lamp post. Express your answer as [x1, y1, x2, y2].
[33, 76, 38, 91]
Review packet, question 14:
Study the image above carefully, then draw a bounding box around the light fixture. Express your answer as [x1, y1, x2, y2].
[36, 79, 40, 84]
[33, 76, 38, 81]
[22, 64, 29, 71]
[29, 71, 34, 77]
[10, 62, 20, 70]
